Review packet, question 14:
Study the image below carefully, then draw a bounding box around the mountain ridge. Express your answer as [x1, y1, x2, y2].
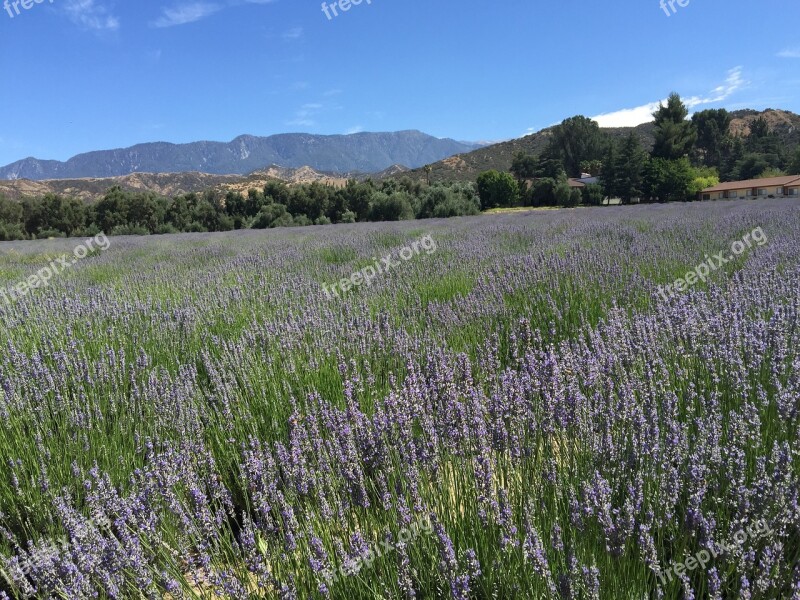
[0, 131, 479, 181]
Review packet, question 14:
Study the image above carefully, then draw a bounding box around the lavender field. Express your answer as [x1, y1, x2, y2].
[0, 200, 798, 599]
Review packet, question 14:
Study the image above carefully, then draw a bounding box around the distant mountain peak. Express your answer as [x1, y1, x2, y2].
[0, 131, 481, 181]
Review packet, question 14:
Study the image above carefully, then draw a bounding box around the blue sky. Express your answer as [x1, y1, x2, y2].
[1, 0, 799, 166]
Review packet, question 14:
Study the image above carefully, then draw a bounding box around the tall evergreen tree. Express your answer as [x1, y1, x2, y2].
[652, 93, 697, 160]
[601, 142, 618, 201]
[692, 108, 731, 169]
[613, 133, 647, 204]
[720, 136, 745, 181]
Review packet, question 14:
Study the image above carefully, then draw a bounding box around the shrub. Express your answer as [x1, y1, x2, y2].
[252, 204, 290, 229]
[476, 170, 520, 210]
[369, 192, 415, 221]
[553, 182, 573, 207]
[293, 214, 312, 227]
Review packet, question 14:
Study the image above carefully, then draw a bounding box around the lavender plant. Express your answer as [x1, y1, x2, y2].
[0, 200, 798, 598]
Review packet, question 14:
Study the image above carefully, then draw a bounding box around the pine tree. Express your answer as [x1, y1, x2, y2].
[613, 133, 647, 204]
[652, 93, 697, 160]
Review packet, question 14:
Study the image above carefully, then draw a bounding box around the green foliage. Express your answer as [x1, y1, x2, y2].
[0, 221, 25, 241]
[342, 180, 375, 221]
[253, 203, 291, 229]
[736, 154, 773, 180]
[526, 178, 556, 207]
[692, 109, 731, 169]
[688, 166, 720, 197]
[581, 183, 604, 206]
[566, 187, 583, 208]
[604, 132, 646, 204]
[154, 224, 180, 235]
[369, 191, 415, 221]
[746, 117, 781, 155]
[789, 147, 800, 175]
[652, 93, 697, 160]
[264, 181, 291, 205]
[476, 170, 519, 210]
[643, 157, 694, 202]
[720, 136, 746, 182]
[545, 115, 609, 177]
[736, 118, 785, 177]
[293, 214, 312, 227]
[0, 177, 485, 241]
[0, 194, 23, 228]
[510, 152, 538, 182]
[553, 181, 573, 207]
[417, 183, 480, 218]
[580, 159, 603, 177]
[758, 168, 786, 179]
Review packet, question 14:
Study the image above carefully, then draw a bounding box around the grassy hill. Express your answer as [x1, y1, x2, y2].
[393, 109, 800, 184]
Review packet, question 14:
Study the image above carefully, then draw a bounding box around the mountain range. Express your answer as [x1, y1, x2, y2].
[0, 131, 480, 181]
[0, 109, 797, 202]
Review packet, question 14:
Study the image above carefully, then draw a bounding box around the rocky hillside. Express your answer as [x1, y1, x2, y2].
[0, 166, 350, 202]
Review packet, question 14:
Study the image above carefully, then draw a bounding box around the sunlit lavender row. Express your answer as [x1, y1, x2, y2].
[0, 200, 798, 599]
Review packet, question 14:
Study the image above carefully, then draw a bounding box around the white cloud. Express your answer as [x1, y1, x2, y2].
[683, 66, 746, 108]
[152, 0, 274, 28]
[63, 0, 119, 31]
[590, 67, 747, 128]
[777, 47, 800, 59]
[152, 2, 222, 28]
[345, 126, 364, 135]
[590, 102, 664, 128]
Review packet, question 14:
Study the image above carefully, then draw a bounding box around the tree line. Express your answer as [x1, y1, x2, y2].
[475, 94, 800, 209]
[0, 179, 481, 241]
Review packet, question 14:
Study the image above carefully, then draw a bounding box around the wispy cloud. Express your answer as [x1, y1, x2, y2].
[152, 0, 274, 28]
[283, 27, 304, 40]
[683, 67, 746, 108]
[63, 0, 119, 31]
[152, 2, 222, 28]
[777, 47, 800, 59]
[287, 104, 321, 127]
[345, 126, 364, 135]
[590, 67, 747, 128]
[285, 100, 343, 129]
